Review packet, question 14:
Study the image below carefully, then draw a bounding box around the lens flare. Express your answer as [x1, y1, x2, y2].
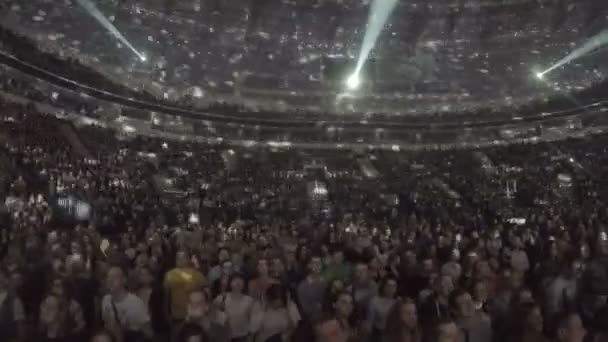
[76, 0, 146, 61]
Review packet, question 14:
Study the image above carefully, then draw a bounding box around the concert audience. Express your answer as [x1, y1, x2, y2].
[0, 97, 607, 342]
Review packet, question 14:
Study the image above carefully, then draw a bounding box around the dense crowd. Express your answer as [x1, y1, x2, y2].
[3, 23, 608, 127]
[0, 96, 607, 342]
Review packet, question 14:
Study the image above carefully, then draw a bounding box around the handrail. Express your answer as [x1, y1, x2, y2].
[0, 49, 604, 131]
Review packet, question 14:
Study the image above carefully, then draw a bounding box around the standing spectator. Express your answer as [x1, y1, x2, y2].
[208, 248, 231, 285]
[297, 255, 327, 322]
[101, 266, 152, 342]
[544, 259, 579, 318]
[183, 288, 229, 342]
[322, 248, 350, 283]
[0, 266, 25, 342]
[430, 318, 461, 342]
[37, 276, 86, 342]
[451, 289, 492, 342]
[330, 292, 357, 339]
[248, 258, 277, 301]
[351, 263, 377, 315]
[250, 284, 300, 342]
[384, 298, 422, 342]
[89, 330, 115, 342]
[215, 274, 253, 342]
[420, 275, 454, 325]
[552, 311, 586, 342]
[366, 276, 398, 339]
[510, 303, 549, 342]
[510, 237, 530, 275]
[165, 250, 206, 326]
[314, 316, 350, 342]
[177, 322, 206, 342]
[211, 260, 234, 298]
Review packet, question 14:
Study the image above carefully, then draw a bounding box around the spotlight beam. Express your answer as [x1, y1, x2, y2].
[539, 29, 608, 77]
[349, 0, 399, 87]
[76, 0, 146, 61]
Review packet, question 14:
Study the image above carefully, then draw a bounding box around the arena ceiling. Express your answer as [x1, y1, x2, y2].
[1, 0, 608, 117]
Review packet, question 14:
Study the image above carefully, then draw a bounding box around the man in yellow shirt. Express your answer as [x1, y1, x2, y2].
[164, 250, 205, 326]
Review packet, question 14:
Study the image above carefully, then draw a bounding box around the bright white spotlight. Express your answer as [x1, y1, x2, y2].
[77, 0, 145, 62]
[139, 54, 147, 62]
[535, 72, 544, 80]
[346, 74, 361, 90]
[538, 29, 608, 78]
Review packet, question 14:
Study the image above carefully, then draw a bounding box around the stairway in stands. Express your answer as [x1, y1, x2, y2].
[59, 123, 91, 158]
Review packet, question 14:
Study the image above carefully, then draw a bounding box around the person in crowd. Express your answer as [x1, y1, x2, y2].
[183, 288, 229, 342]
[430, 318, 461, 342]
[351, 263, 377, 317]
[37, 276, 86, 342]
[545, 257, 579, 318]
[249, 258, 277, 301]
[329, 291, 358, 340]
[552, 311, 586, 342]
[250, 284, 301, 342]
[211, 260, 235, 298]
[89, 330, 116, 342]
[177, 322, 207, 342]
[101, 266, 153, 342]
[215, 274, 253, 342]
[509, 303, 549, 342]
[135, 266, 165, 334]
[322, 248, 350, 284]
[366, 276, 398, 339]
[208, 248, 231, 285]
[314, 316, 351, 342]
[297, 255, 327, 323]
[451, 289, 492, 342]
[0, 266, 26, 342]
[165, 250, 206, 327]
[38, 293, 81, 342]
[384, 298, 421, 342]
[419, 274, 454, 325]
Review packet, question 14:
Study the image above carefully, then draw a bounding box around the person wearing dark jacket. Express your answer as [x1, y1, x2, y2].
[419, 275, 454, 327]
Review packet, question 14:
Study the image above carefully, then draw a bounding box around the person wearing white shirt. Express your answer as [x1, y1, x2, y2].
[101, 266, 153, 342]
[215, 274, 254, 342]
[249, 284, 300, 342]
